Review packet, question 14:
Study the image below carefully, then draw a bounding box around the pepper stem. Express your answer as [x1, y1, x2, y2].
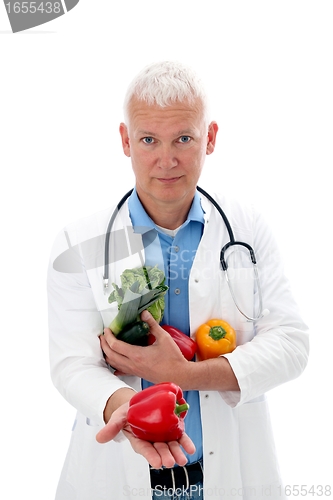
[175, 403, 189, 415]
[209, 326, 227, 341]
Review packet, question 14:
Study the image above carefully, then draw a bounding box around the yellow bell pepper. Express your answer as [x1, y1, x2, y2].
[195, 319, 236, 360]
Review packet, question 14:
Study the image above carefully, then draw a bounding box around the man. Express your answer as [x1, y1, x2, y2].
[48, 61, 309, 500]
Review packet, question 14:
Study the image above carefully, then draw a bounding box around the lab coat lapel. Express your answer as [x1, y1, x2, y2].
[87, 199, 164, 328]
[190, 192, 255, 343]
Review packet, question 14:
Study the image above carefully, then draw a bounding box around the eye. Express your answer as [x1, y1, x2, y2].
[178, 136, 191, 144]
[142, 137, 155, 144]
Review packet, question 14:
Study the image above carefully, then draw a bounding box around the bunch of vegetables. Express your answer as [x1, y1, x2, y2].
[108, 265, 237, 360]
[108, 265, 168, 345]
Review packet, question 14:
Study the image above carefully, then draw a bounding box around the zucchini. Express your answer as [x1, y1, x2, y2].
[117, 321, 150, 346]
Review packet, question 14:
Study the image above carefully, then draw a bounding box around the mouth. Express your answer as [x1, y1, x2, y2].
[157, 176, 182, 184]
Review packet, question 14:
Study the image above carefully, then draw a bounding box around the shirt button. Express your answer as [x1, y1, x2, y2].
[174, 288, 181, 295]
[209, 451, 214, 455]
[174, 246, 180, 253]
[194, 278, 199, 283]
[205, 394, 209, 399]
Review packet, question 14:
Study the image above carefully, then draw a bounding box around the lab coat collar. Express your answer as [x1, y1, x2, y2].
[127, 187, 206, 234]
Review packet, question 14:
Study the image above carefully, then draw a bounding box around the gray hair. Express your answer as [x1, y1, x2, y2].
[123, 61, 210, 124]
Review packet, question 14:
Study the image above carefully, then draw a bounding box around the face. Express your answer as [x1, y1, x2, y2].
[119, 97, 218, 218]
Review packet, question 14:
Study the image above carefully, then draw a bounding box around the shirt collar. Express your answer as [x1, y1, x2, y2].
[128, 187, 205, 233]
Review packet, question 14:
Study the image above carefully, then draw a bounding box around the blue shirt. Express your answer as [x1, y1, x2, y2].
[128, 188, 204, 463]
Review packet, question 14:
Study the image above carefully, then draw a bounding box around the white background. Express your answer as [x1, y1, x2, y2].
[1, 1, 332, 498]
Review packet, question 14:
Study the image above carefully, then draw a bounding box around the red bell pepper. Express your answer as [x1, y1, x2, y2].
[127, 382, 189, 442]
[148, 325, 197, 361]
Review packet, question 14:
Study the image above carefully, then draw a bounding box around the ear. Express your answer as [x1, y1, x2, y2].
[119, 123, 131, 157]
[206, 121, 218, 155]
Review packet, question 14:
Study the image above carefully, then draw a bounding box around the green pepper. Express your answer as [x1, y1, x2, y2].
[127, 382, 189, 442]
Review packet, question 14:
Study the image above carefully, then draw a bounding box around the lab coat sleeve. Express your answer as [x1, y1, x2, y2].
[47, 228, 135, 426]
[221, 208, 309, 407]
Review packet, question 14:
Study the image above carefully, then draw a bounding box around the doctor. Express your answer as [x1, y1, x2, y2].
[48, 61, 309, 500]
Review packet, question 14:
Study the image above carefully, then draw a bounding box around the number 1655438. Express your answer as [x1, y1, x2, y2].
[5, 2, 62, 14]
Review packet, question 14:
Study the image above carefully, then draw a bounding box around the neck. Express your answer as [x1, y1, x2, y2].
[146, 202, 191, 230]
[137, 194, 193, 230]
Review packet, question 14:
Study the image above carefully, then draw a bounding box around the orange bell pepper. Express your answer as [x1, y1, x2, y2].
[195, 319, 236, 360]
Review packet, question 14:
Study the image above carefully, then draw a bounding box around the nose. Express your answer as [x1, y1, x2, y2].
[157, 145, 178, 169]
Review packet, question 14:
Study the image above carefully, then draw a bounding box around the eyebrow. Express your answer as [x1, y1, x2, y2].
[137, 129, 196, 137]
[137, 130, 155, 136]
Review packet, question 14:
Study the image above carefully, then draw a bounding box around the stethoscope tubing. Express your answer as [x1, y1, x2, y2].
[103, 186, 264, 322]
[103, 188, 134, 290]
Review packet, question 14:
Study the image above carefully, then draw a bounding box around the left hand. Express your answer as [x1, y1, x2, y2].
[100, 310, 189, 384]
[96, 401, 196, 469]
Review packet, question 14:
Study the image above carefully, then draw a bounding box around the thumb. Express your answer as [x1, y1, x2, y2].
[140, 310, 165, 338]
[96, 416, 124, 444]
[140, 309, 156, 326]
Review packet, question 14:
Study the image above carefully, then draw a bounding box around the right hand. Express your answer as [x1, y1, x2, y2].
[100, 311, 189, 384]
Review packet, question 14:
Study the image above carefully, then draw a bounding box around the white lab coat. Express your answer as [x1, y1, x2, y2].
[48, 192, 309, 500]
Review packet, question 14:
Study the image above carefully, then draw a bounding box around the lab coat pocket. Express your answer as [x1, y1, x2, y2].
[238, 398, 282, 492]
[57, 412, 151, 500]
[56, 413, 107, 500]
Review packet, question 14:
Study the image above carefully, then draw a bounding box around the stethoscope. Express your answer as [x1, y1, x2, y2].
[103, 186, 268, 322]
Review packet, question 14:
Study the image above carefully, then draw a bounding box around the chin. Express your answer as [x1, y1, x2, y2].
[158, 185, 193, 202]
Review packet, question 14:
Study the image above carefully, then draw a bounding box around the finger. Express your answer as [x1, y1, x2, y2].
[140, 311, 167, 339]
[100, 335, 130, 373]
[124, 430, 163, 469]
[114, 369, 129, 376]
[123, 431, 192, 469]
[140, 310, 161, 328]
[152, 442, 177, 468]
[104, 332, 138, 357]
[103, 342, 138, 376]
[96, 413, 127, 444]
[178, 432, 196, 456]
[100, 334, 110, 354]
[103, 327, 115, 344]
[100, 336, 118, 367]
[167, 441, 188, 467]
[100, 332, 123, 360]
